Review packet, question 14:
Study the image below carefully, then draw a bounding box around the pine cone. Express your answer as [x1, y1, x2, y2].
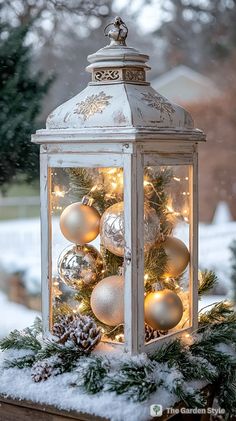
[145, 323, 168, 342]
[52, 314, 101, 354]
[31, 357, 61, 382]
[52, 314, 74, 344]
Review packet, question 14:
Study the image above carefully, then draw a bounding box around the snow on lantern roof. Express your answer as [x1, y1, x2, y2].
[34, 17, 205, 143]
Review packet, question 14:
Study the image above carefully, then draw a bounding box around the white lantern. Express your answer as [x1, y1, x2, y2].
[32, 17, 205, 354]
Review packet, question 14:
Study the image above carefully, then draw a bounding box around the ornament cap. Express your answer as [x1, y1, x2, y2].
[81, 195, 94, 207]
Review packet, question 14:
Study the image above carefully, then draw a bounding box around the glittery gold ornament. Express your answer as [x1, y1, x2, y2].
[100, 202, 160, 257]
[60, 200, 100, 245]
[58, 244, 104, 290]
[144, 289, 183, 331]
[162, 236, 190, 278]
[90, 275, 124, 326]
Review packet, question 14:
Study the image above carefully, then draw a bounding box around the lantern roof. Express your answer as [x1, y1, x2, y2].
[33, 17, 205, 143]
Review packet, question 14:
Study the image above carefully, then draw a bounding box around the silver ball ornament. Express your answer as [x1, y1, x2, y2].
[90, 275, 124, 326]
[58, 244, 104, 290]
[60, 202, 100, 244]
[144, 289, 183, 331]
[100, 202, 160, 256]
[162, 236, 190, 278]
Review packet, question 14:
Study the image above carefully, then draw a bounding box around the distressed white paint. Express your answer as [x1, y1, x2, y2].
[32, 21, 206, 355]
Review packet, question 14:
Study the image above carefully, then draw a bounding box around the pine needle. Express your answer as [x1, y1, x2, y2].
[198, 270, 218, 297]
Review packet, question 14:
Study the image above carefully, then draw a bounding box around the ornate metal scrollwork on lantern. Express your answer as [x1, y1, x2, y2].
[123, 69, 145, 82]
[92, 68, 146, 84]
[141, 92, 176, 121]
[94, 69, 121, 82]
[74, 91, 112, 121]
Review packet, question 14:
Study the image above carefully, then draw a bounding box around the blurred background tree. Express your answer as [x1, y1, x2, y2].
[0, 0, 113, 193]
[135, 0, 236, 71]
[0, 22, 51, 193]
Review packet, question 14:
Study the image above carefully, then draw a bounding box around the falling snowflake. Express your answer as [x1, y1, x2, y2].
[74, 91, 112, 121]
[141, 92, 175, 121]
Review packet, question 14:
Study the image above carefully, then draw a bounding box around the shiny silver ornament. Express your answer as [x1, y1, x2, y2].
[60, 201, 100, 245]
[162, 236, 190, 278]
[90, 275, 124, 326]
[144, 289, 183, 331]
[100, 201, 160, 256]
[58, 244, 104, 290]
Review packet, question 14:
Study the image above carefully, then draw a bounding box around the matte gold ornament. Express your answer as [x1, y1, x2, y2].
[58, 244, 104, 290]
[90, 275, 124, 326]
[144, 289, 183, 331]
[60, 200, 100, 244]
[100, 202, 160, 256]
[162, 236, 190, 278]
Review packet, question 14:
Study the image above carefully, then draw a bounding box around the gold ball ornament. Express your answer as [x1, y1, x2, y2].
[162, 236, 190, 278]
[60, 201, 100, 244]
[144, 289, 183, 331]
[100, 202, 160, 257]
[90, 275, 124, 326]
[58, 244, 104, 290]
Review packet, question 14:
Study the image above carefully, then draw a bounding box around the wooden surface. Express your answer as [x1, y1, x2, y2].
[0, 396, 108, 421]
[0, 386, 214, 421]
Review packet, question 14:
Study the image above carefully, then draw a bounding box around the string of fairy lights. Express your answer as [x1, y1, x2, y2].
[50, 167, 191, 342]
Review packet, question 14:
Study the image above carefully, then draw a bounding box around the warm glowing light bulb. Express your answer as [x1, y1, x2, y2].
[53, 185, 66, 197]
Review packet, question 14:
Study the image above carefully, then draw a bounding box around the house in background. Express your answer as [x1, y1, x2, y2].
[151, 65, 220, 104]
[151, 65, 235, 224]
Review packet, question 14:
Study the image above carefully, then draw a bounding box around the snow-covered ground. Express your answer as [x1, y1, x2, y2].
[0, 292, 39, 337]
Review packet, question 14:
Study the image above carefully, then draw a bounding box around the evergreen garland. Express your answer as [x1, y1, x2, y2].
[0, 277, 236, 418]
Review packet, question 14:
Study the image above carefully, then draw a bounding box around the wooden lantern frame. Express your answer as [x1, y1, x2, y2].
[32, 17, 205, 355]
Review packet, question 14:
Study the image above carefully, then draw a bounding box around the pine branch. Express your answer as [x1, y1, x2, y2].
[176, 354, 218, 383]
[144, 167, 174, 237]
[102, 247, 123, 277]
[75, 356, 110, 394]
[36, 341, 82, 372]
[197, 324, 236, 348]
[199, 301, 235, 327]
[172, 380, 207, 408]
[105, 360, 160, 402]
[151, 339, 183, 364]
[4, 354, 36, 369]
[53, 302, 75, 320]
[198, 270, 218, 297]
[68, 168, 93, 201]
[0, 324, 42, 352]
[217, 363, 236, 417]
[144, 245, 168, 288]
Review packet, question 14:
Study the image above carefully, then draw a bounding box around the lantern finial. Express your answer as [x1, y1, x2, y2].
[104, 16, 128, 46]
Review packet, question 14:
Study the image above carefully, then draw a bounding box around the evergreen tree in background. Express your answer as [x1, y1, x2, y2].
[0, 22, 52, 193]
[230, 240, 236, 303]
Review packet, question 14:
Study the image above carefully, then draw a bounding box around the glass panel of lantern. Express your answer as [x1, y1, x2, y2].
[143, 165, 192, 344]
[50, 166, 126, 344]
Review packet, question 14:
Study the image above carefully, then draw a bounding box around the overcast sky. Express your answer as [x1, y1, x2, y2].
[114, 0, 163, 33]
